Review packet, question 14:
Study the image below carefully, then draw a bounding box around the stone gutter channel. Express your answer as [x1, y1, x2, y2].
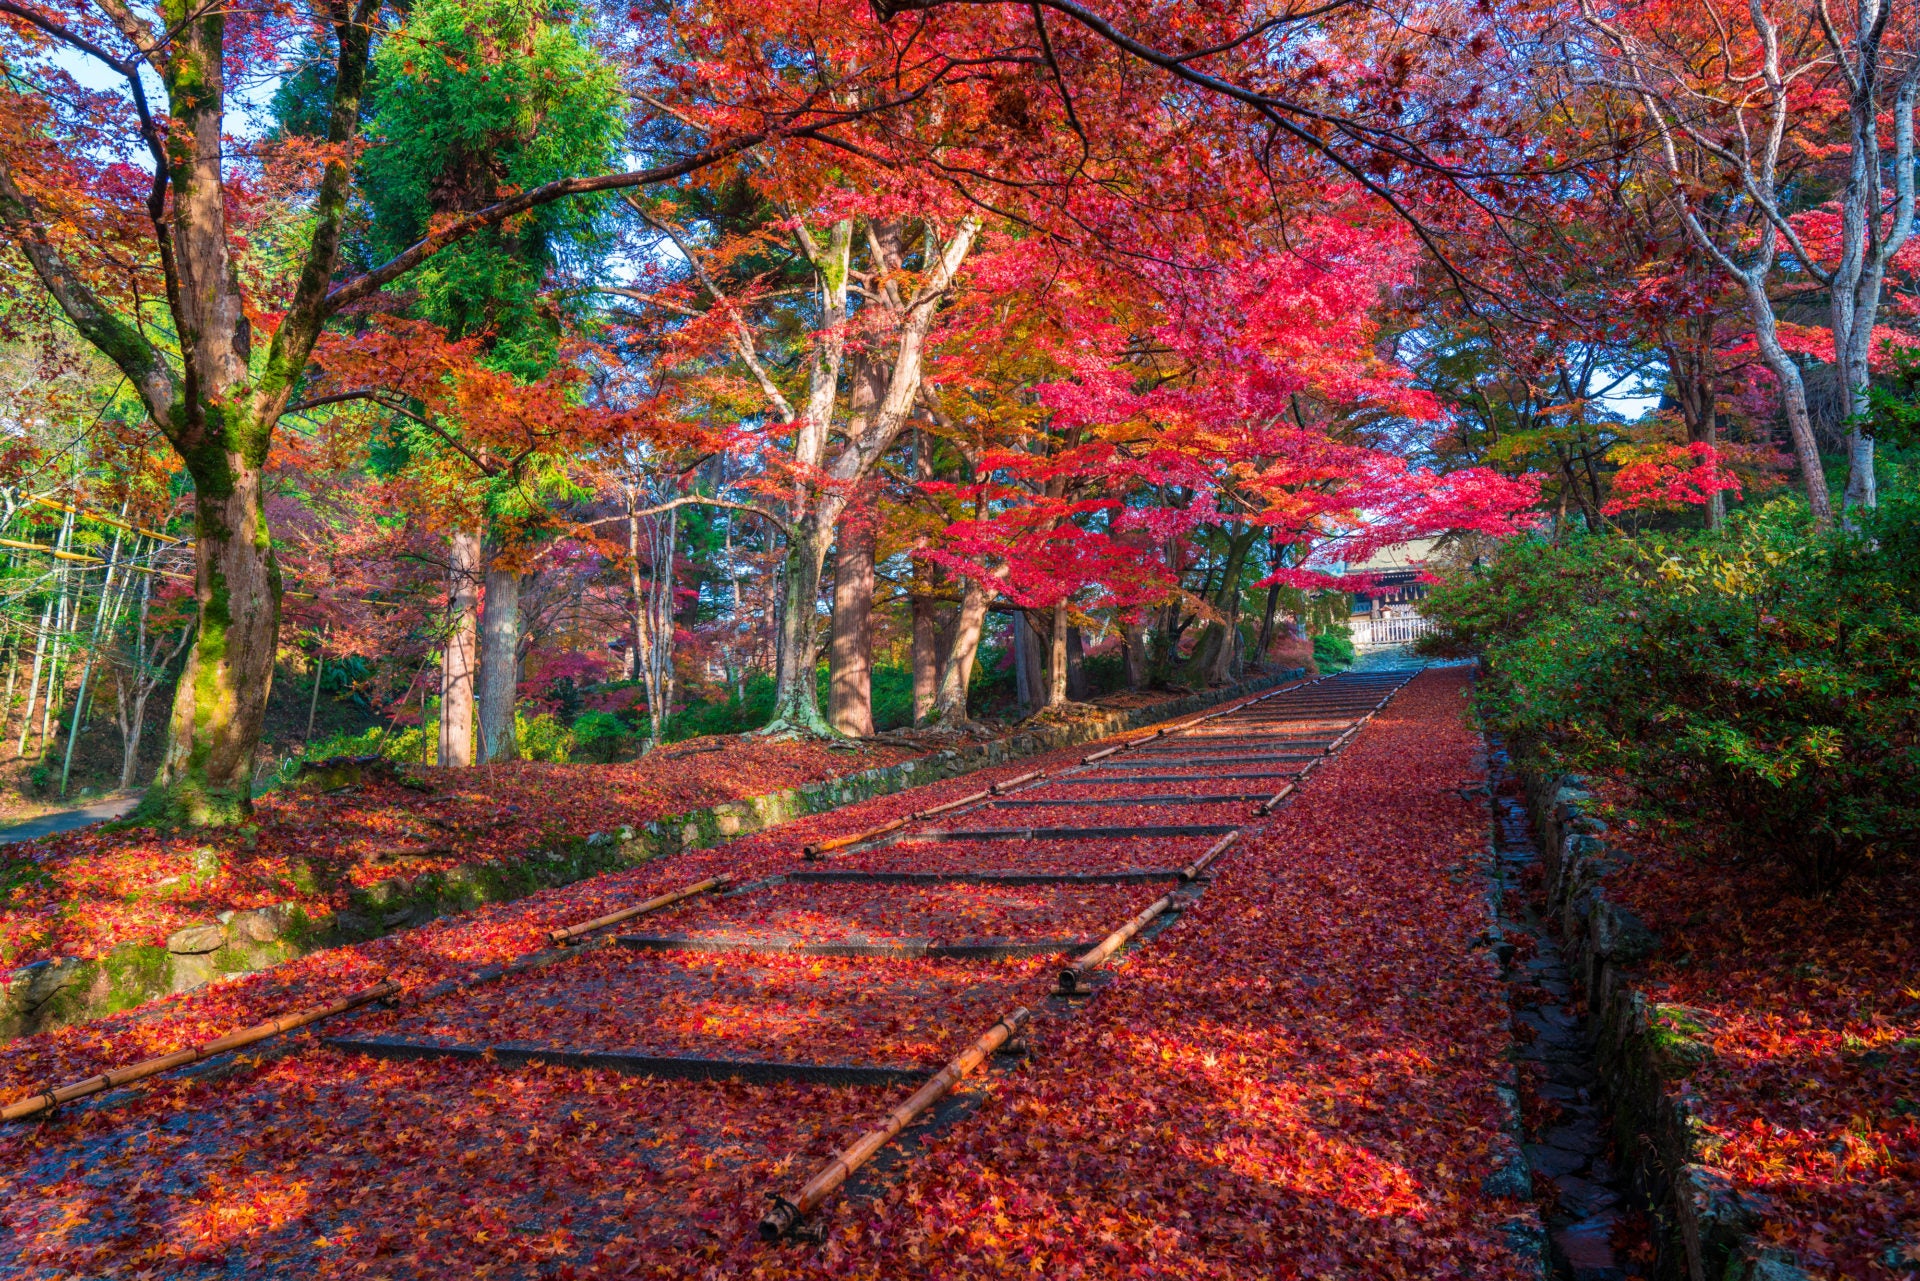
[1485, 738, 1649, 1281]
[1494, 738, 1814, 1281]
[1, 669, 1303, 1045]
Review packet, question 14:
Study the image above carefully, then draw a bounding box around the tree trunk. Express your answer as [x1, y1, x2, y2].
[1046, 602, 1068, 707]
[477, 552, 522, 763]
[766, 517, 836, 734]
[144, 468, 281, 824]
[912, 597, 939, 725]
[828, 518, 876, 737]
[1123, 619, 1148, 689]
[929, 575, 989, 725]
[1150, 603, 1182, 687]
[1066, 624, 1088, 700]
[439, 528, 480, 768]
[1742, 281, 1834, 528]
[1013, 610, 1044, 710]
[1256, 578, 1283, 663]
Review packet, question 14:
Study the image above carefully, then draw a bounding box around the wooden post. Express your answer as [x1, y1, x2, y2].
[546, 875, 733, 946]
[2, 980, 399, 1122]
[759, 1006, 1031, 1240]
[1058, 894, 1176, 994]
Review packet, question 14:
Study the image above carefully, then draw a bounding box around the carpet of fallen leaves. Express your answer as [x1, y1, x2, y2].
[1594, 797, 1920, 1280]
[0, 738, 926, 969]
[0, 670, 1543, 1278]
[650, 879, 1144, 947]
[829, 836, 1215, 878]
[346, 950, 1053, 1068]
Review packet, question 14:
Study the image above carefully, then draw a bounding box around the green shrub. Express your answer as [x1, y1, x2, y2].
[1425, 499, 1920, 890]
[568, 709, 630, 762]
[304, 723, 428, 765]
[515, 711, 574, 762]
[1312, 627, 1356, 673]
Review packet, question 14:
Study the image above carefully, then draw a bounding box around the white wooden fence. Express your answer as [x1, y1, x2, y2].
[1353, 614, 1435, 649]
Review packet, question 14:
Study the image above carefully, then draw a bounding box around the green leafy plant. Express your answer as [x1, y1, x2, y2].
[1312, 627, 1356, 673]
[1424, 500, 1920, 890]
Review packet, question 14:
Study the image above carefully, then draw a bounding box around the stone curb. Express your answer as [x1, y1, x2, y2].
[0, 670, 1302, 1045]
[1515, 763, 1809, 1281]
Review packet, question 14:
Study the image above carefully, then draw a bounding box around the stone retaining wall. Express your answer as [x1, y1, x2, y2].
[1, 670, 1302, 1045]
[1518, 765, 1809, 1281]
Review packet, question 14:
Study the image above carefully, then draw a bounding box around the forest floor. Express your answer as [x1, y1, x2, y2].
[0, 733, 930, 969]
[0, 667, 1562, 1280]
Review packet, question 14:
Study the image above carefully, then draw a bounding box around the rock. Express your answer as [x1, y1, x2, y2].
[227, 904, 293, 944]
[1523, 1142, 1587, 1178]
[1482, 1140, 1534, 1199]
[166, 923, 228, 955]
[1745, 1249, 1814, 1281]
[1552, 1215, 1617, 1271]
[169, 950, 221, 995]
[1551, 1174, 1621, 1218]
[1593, 901, 1658, 964]
[1675, 1164, 1755, 1281]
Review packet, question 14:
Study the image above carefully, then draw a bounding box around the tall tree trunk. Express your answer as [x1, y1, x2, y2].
[766, 515, 837, 734]
[477, 550, 522, 763]
[929, 575, 989, 725]
[1123, 618, 1148, 690]
[1046, 602, 1068, 707]
[1066, 624, 1088, 700]
[1013, 610, 1044, 710]
[828, 516, 876, 737]
[146, 467, 282, 824]
[1744, 290, 1834, 528]
[439, 528, 480, 768]
[912, 597, 939, 725]
[1255, 577, 1283, 663]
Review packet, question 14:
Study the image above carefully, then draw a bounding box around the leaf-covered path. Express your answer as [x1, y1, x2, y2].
[0, 668, 1543, 1278]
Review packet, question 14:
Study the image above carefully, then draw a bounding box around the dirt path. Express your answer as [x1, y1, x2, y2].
[0, 669, 1551, 1279]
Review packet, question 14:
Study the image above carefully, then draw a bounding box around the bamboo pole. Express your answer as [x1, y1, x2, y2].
[60, 522, 128, 796]
[913, 788, 992, 820]
[1057, 893, 1176, 994]
[1180, 831, 1238, 882]
[546, 874, 732, 946]
[1256, 783, 1295, 815]
[0, 629, 17, 743]
[989, 769, 1044, 794]
[36, 510, 77, 757]
[758, 1006, 1031, 1241]
[805, 817, 910, 860]
[1, 979, 399, 1122]
[802, 786, 1000, 859]
[306, 626, 329, 744]
[16, 576, 56, 758]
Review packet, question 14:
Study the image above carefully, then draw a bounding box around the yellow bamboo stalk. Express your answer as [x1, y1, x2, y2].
[1257, 782, 1295, 815]
[1180, 831, 1239, 881]
[1, 979, 399, 1122]
[1057, 894, 1176, 994]
[545, 875, 732, 945]
[758, 1006, 1031, 1240]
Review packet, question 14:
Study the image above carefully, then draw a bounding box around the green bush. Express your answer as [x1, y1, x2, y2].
[515, 711, 574, 762]
[304, 723, 428, 765]
[568, 709, 630, 762]
[1424, 499, 1920, 889]
[1312, 627, 1356, 673]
